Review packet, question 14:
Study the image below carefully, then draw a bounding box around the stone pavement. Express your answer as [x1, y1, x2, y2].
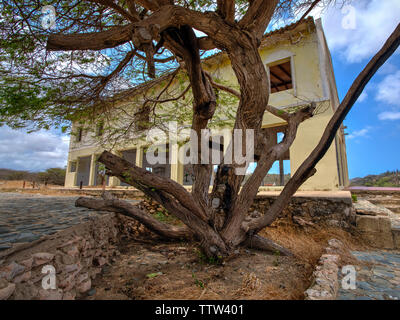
[0, 192, 138, 251]
[337, 250, 400, 300]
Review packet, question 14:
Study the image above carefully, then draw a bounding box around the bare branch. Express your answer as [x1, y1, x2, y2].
[88, 0, 140, 22]
[205, 71, 240, 98]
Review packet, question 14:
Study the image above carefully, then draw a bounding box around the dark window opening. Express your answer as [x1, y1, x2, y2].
[76, 128, 83, 142]
[269, 60, 293, 93]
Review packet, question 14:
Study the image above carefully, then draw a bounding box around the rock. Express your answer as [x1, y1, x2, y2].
[87, 288, 96, 296]
[328, 239, 343, 249]
[77, 279, 91, 293]
[61, 254, 76, 265]
[13, 271, 31, 284]
[0, 282, 15, 300]
[94, 256, 107, 267]
[63, 263, 81, 274]
[32, 252, 55, 266]
[327, 219, 340, 227]
[20, 258, 33, 270]
[38, 288, 63, 300]
[0, 278, 9, 289]
[354, 200, 391, 216]
[59, 274, 77, 291]
[66, 246, 80, 258]
[77, 272, 89, 284]
[62, 290, 76, 300]
[0, 262, 25, 281]
[293, 216, 314, 227]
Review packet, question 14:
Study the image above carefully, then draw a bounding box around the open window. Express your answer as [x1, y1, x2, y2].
[268, 60, 293, 93]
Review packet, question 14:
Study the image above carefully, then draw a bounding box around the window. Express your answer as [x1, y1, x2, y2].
[76, 128, 83, 142]
[268, 60, 293, 93]
[69, 161, 77, 173]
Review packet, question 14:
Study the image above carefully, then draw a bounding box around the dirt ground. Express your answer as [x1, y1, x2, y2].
[84, 220, 364, 300]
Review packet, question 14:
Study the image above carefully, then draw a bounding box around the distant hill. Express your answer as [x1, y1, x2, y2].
[350, 170, 400, 187]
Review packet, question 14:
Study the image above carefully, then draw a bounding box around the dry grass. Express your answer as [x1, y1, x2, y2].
[261, 218, 366, 267]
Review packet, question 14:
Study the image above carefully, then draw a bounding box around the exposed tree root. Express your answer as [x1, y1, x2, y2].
[243, 234, 294, 257]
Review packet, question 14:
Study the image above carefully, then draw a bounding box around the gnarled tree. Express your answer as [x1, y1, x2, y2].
[1, 1, 399, 258]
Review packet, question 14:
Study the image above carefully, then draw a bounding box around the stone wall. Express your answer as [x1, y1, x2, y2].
[0, 213, 138, 300]
[304, 239, 343, 300]
[250, 194, 354, 227]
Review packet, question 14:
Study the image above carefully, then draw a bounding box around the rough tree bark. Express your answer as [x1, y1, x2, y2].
[62, 2, 400, 259]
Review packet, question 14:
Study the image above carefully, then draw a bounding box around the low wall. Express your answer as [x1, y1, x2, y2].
[0, 214, 139, 300]
[250, 193, 354, 227]
[304, 239, 343, 300]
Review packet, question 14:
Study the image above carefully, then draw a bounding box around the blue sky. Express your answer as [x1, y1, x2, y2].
[0, 0, 399, 179]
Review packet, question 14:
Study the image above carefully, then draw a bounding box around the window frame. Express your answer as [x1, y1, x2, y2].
[266, 54, 297, 96]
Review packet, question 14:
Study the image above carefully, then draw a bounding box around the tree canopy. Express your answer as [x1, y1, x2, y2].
[0, 0, 326, 132]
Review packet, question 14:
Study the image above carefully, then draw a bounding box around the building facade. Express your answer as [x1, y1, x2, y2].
[64, 17, 349, 191]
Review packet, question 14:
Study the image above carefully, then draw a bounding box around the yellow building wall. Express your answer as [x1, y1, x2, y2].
[65, 20, 345, 191]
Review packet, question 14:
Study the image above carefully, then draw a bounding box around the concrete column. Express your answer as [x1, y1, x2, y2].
[88, 154, 96, 186]
[108, 150, 121, 187]
[136, 145, 143, 167]
[170, 143, 182, 184]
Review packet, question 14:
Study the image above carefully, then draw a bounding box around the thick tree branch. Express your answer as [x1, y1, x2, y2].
[217, 0, 235, 24]
[98, 150, 208, 221]
[75, 196, 192, 239]
[47, 25, 133, 51]
[239, 0, 279, 41]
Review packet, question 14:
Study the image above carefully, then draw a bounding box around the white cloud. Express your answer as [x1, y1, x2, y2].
[310, 0, 400, 63]
[0, 126, 69, 171]
[378, 111, 400, 121]
[347, 126, 372, 140]
[376, 70, 400, 106]
[358, 91, 368, 103]
[378, 62, 399, 76]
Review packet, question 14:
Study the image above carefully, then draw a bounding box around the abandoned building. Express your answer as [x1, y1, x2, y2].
[64, 17, 350, 191]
